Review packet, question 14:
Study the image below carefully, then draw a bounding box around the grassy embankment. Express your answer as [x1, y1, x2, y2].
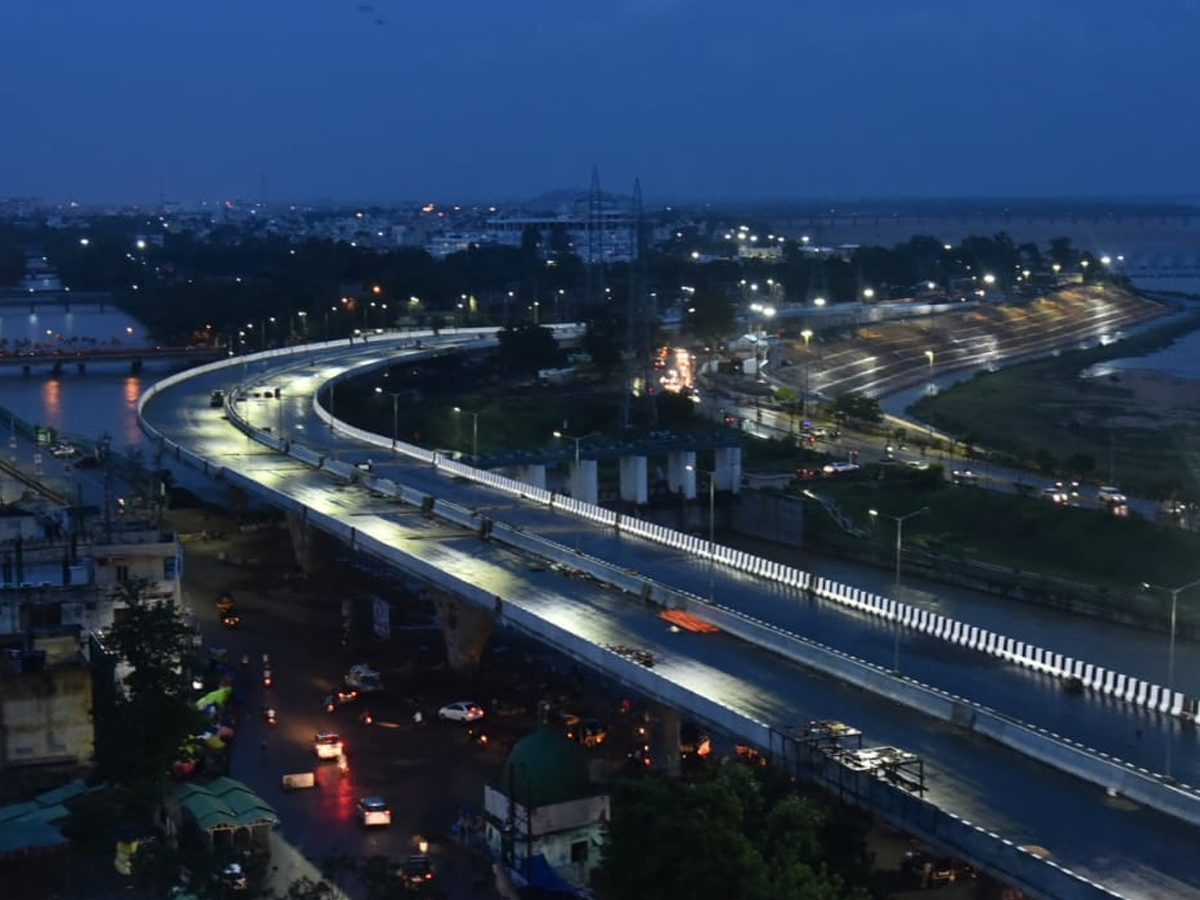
[909, 312, 1200, 501]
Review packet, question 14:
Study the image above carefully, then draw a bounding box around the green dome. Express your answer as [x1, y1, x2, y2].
[503, 726, 591, 807]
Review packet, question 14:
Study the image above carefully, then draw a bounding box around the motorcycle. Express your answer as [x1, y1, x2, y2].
[263, 670, 273, 689]
[264, 707, 277, 726]
[359, 710, 374, 726]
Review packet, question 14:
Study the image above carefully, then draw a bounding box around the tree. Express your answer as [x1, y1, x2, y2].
[582, 306, 625, 379]
[495, 323, 563, 377]
[596, 765, 869, 900]
[1064, 451, 1096, 479]
[828, 392, 883, 425]
[682, 287, 737, 352]
[99, 580, 205, 806]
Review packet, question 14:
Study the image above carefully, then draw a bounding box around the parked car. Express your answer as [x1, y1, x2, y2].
[438, 701, 485, 722]
[313, 732, 344, 760]
[345, 664, 384, 693]
[562, 715, 608, 747]
[74, 455, 99, 469]
[356, 796, 391, 827]
[49, 442, 76, 459]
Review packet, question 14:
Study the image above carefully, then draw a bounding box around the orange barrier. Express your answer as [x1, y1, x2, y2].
[660, 610, 720, 634]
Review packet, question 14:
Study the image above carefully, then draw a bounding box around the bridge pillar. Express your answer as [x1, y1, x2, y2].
[568, 458, 598, 506]
[618, 455, 648, 505]
[51, 361, 62, 377]
[647, 703, 682, 777]
[667, 450, 697, 499]
[284, 510, 334, 574]
[21, 365, 30, 377]
[76, 362, 85, 375]
[517, 464, 546, 490]
[430, 589, 496, 673]
[131, 359, 143, 375]
[714, 447, 742, 494]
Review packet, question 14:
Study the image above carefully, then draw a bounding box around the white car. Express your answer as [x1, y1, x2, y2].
[438, 701, 485, 723]
[313, 732, 344, 760]
[822, 461, 860, 476]
[1098, 485, 1127, 504]
[356, 796, 392, 827]
[49, 443, 76, 459]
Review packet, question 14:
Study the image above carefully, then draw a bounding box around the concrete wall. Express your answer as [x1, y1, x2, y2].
[0, 664, 94, 768]
[731, 490, 805, 547]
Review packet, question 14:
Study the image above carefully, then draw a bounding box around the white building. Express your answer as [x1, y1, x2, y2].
[484, 727, 609, 894]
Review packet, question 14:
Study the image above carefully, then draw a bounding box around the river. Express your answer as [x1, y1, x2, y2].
[0, 304, 176, 452]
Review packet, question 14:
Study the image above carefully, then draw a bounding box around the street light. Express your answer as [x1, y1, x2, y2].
[686, 464, 717, 604]
[1140, 576, 1200, 782]
[800, 328, 813, 420]
[869, 506, 929, 674]
[553, 430, 601, 551]
[375, 387, 403, 450]
[453, 407, 480, 459]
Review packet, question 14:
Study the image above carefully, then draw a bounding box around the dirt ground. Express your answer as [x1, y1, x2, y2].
[1081, 366, 1200, 428]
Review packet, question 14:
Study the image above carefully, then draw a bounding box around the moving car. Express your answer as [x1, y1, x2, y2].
[216, 591, 235, 612]
[1098, 485, 1127, 504]
[398, 854, 434, 885]
[313, 732, 344, 760]
[951, 469, 979, 486]
[438, 701, 485, 722]
[356, 796, 392, 827]
[822, 461, 859, 476]
[209, 390, 225, 408]
[49, 442, 76, 458]
[219, 607, 242, 629]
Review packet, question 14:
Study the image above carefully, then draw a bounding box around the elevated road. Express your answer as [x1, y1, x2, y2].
[140, 334, 1200, 900]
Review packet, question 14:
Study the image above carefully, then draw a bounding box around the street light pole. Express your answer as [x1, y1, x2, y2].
[554, 430, 601, 552]
[1142, 575, 1200, 782]
[454, 407, 480, 459]
[871, 506, 929, 674]
[375, 387, 402, 450]
[686, 465, 717, 603]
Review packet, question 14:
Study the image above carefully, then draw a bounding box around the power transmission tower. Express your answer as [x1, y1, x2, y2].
[624, 179, 656, 429]
[585, 166, 606, 310]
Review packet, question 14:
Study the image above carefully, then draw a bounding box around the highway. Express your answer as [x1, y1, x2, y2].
[141, 336, 1200, 900]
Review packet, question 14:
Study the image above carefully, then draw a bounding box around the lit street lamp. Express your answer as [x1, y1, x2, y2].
[686, 464, 717, 604]
[1140, 576, 1200, 782]
[800, 328, 813, 420]
[375, 387, 403, 450]
[553, 430, 601, 551]
[869, 506, 929, 674]
[453, 406, 480, 459]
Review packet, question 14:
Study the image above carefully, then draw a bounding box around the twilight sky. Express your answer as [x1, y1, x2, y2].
[2, 0, 1198, 205]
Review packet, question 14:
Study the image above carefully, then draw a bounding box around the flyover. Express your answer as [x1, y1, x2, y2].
[140, 331, 1200, 900]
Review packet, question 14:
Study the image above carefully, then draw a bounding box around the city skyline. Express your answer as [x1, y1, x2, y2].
[3, 0, 1199, 205]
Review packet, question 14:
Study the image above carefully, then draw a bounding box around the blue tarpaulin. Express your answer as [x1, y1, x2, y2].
[526, 854, 578, 896]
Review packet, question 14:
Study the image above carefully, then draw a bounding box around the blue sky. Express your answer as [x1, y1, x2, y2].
[2, 0, 1198, 204]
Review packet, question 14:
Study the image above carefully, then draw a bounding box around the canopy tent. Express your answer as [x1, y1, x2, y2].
[175, 777, 278, 836]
